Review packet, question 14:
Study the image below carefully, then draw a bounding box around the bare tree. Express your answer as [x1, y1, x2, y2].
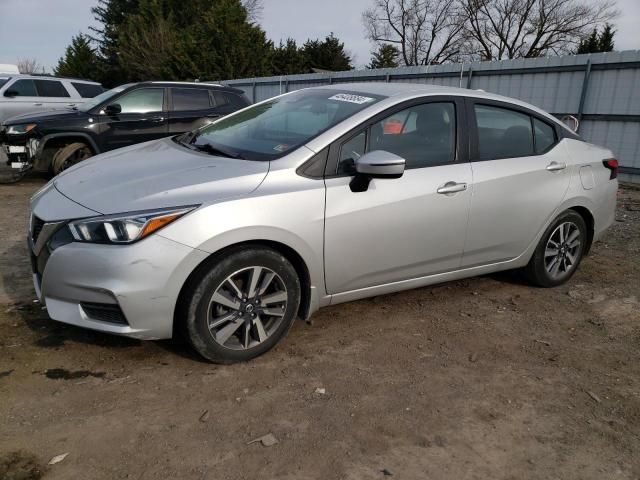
[242, 0, 264, 22]
[17, 58, 43, 74]
[362, 0, 469, 66]
[461, 0, 618, 60]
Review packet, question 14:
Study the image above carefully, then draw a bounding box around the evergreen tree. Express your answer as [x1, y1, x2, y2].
[367, 44, 400, 69]
[577, 24, 615, 54]
[301, 33, 352, 72]
[54, 34, 101, 79]
[598, 24, 615, 52]
[272, 39, 305, 75]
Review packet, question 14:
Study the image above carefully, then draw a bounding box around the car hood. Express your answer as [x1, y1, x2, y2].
[53, 137, 270, 215]
[3, 108, 87, 125]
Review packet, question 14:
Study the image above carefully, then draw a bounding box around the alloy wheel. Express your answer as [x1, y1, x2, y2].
[207, 266, 288, 350]
[544, 221, 582, 279]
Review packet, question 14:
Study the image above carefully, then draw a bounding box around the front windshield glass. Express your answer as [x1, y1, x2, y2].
[78, 83, 133, 112]
[190, 89, 385, 161]
[0, 78, 9, 89]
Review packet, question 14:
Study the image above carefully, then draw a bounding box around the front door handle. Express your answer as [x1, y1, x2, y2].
[149, 116, 165, 123]
[546, 161, 566, 172]
[33, 103, 43, 106]
[437, 181, 467, 194]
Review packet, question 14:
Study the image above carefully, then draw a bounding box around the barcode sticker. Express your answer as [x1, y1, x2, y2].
[328, 94, 375, 105]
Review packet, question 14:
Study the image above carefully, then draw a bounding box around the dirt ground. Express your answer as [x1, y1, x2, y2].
[0, 177, 639, 480]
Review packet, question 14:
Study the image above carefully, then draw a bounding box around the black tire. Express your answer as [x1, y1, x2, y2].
[524, 210, 587, 287]
[52, 142, 93, 175]
[181, 247, 301, 363]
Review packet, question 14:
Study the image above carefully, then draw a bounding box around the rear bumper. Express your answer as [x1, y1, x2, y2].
[593, 179, 618, 242]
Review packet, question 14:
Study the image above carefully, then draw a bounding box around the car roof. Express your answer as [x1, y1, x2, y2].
[319, 82, 567, 131]
[1, 73, 101, 84]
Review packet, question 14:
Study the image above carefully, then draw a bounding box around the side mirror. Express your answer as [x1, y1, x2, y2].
[3, 90, 18, 97]
[560, 114, 579, 133]
[104, 103, 122, 115]
[351, 150, 405, 192]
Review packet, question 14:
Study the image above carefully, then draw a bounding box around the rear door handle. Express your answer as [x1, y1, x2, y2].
[546, 161, 566, 172]
[437, 181, 467, 194]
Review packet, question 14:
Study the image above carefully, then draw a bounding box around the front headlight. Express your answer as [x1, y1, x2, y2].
[7, 124, 37, 135]
[68, 206, 197, 244]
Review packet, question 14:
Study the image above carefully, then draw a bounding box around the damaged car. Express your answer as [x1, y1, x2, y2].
[1, 81, 249, 183]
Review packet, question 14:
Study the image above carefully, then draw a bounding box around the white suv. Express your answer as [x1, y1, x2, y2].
[0, 75, 104, 124]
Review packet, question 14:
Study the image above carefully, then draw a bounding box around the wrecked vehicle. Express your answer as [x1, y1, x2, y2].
[0, 81, 249, 182]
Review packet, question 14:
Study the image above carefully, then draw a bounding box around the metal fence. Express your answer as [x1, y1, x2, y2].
[221, 50, 640, 183]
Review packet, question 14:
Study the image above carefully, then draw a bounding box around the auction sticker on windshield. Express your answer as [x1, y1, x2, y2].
[328, 93, 375, 104]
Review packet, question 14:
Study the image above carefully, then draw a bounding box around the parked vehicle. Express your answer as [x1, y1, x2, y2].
[0, 81, 249, 183]
[27, 83, 618, 363]
[0, 74, 104, 124]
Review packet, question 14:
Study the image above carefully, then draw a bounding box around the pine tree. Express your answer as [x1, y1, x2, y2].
[577, 24, 615, 54]
[54, 34, 101, 80]
[272, 39, 305, 75]
[301, 33, 352, 72]
[367, 44, 400, 69]
[598, 24, 615, 52]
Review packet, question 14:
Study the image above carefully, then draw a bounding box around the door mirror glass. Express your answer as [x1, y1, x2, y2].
[104, 103, 122, 115]
[355, 150, 405, 178]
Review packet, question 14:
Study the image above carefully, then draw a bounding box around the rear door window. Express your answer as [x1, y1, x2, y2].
[72, 82, 104, 98]
[8, 79, 37, 96]
[34, 80, 70, 97]
[474, 104, 534, 160]
[172, 88, 212, 111]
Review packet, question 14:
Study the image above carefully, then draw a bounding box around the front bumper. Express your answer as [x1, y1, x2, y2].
[29, 187, 209, 340]
[0, 130, 38, 172]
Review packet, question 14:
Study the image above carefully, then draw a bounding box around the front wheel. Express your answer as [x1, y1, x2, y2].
[52, 142, 93, 175]
[524, 210, 587, 287]
[181, 247, 301, 363]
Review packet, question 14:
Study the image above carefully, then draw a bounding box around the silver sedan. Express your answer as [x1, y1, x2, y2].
[28, 83, 618, 363]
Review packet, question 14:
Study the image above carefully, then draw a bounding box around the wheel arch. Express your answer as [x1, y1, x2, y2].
[173, 239, 314, 337]
[568, 205, 595, 254]
[37, 133, 99, 171]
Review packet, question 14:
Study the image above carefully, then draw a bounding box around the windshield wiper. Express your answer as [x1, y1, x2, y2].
[192, 142, 244, 159]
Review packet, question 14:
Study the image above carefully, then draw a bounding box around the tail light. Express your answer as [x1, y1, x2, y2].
[602, 158, 618, 179]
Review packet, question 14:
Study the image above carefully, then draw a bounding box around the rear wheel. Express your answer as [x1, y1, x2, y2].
[52, 142, 93, 175]
[524, 210, 587, 287]
[182, 247, 301, 363]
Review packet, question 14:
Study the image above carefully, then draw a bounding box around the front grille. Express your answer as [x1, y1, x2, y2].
[31, 215, 45, 245]
[81, 303, 129, 325]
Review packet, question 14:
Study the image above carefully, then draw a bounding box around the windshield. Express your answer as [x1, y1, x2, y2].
[0, 78, 9, 89]
[78, 83, 133, 112]
[190, 89, 385, 161]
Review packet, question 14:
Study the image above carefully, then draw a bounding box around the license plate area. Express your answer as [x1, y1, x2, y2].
[8, 145, 26, 153]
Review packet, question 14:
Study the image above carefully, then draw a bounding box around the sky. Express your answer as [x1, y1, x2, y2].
[0, 0, 639, 73]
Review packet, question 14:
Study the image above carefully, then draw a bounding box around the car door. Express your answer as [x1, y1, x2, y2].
[324, 97, 472, 294]
[461, 99, 571, 268]
[33, 79, 76, 110]
[100, 87, 168, 151]
[168, 87, 217, 134]
[0, 78, 42, 121]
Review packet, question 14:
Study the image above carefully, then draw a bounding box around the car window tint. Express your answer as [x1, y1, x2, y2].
[9, 79, 37, 96]
[34, 80, 70, 98]
[475, 105, 534, 160]
[212, 91, 230, 107]
[368, 102, 456, 169]
[115, 88, 164, 113]
[338, 131, 367, 174]
[72, 82, 104, 98]
[533, 117, 556, 153]
[172, 88, 211, 111]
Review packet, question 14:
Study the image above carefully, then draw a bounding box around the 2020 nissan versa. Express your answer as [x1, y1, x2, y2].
[28, 83, 618, 363]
